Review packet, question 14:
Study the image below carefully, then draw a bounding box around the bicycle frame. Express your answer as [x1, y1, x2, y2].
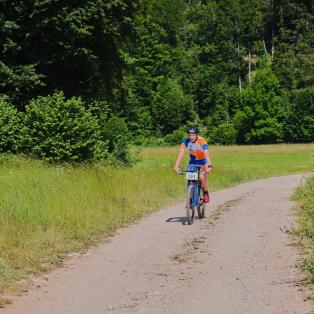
[179, 165, 207, 224]
[188, 167, 201, 209]
[182, 165, 203, 209]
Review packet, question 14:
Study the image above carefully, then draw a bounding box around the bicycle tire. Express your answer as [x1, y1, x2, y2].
[197, 200, 206, 218]
[200, 203, 206, 218]
[197, 189, 204, 219]
[186, 184, 195, 225]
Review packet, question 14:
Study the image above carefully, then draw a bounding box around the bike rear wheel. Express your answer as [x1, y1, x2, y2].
[186, 184, 195, 225]
[198, 203, 206, 218]
[197, 191, 206, 219]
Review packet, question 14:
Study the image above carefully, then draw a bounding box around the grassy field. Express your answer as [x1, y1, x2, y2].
[294, 176, 314, 289]
[0, 144, 313, 294]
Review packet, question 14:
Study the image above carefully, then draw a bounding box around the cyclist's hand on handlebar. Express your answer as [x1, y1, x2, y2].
[174, 167, 181, 174]
[206, 165, 213, 173]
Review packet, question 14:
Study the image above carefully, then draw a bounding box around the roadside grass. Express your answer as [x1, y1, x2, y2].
[141, 144, 314, 190]
[0, 143, 313, 295]
[294, 175, 314, 291]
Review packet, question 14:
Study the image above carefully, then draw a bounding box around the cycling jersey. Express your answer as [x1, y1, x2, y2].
[181, 136, 209, 165]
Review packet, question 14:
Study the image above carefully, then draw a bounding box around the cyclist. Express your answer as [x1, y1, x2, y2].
[174, 126, 213, 203]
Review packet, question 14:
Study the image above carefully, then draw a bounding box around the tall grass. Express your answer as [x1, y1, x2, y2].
[294, 176, 314, 288]
[0, 144, 313, 292]
[141, 144, 314, 189]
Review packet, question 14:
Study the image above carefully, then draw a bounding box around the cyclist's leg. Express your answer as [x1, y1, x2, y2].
[199, 165, 210, 203]
[199, 165, 208, 191]
[188, 159, 209, 203]
[188, 159, 208, 193]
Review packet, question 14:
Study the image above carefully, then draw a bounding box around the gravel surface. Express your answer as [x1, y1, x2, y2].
[2, 174, 313, 314]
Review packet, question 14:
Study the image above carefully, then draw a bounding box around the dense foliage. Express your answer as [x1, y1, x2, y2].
[0, 0, 313, 161]
[0, 96, 27, 153]
[24, 92, 108, 162]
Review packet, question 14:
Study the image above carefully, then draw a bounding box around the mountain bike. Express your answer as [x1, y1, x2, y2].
[179, 165, 206, 225]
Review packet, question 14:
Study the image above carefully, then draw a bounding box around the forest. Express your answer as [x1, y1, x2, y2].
[0, 0, 313, 162]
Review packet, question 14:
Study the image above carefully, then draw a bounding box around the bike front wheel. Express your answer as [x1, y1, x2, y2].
[186, 184, 195, 225]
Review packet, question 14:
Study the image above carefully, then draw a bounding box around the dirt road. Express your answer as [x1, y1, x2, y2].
[2, 174, 313, 314]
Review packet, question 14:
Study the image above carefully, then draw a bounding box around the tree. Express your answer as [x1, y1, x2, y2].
[234, 65, 284, 144]
[0, 0, 139, 108]
[283, 86, 314, 143]
[151, 78, 195, 135]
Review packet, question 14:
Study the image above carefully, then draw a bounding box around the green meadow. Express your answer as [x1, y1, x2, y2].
[0, 144, 313, 293]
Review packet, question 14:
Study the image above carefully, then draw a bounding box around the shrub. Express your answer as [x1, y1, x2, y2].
[100, 115, 133, 165]
[164, 127, 186, 145]
[133, 136, 165, 147]
[245, 118, 284, 144]
[24, 92, 107, 162]
[0, 95, 28, 153]
[208, 123, 236, 145]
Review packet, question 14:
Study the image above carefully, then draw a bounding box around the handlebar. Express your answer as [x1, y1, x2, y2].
[176, 164, 213, 175]
[177, 169, 206, 175]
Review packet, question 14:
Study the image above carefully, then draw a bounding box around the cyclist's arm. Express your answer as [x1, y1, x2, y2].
[204, 149, 212, 168]
[174, 147, 185, 170]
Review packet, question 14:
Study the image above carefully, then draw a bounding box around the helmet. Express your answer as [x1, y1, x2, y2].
[187, 126, 199, 134]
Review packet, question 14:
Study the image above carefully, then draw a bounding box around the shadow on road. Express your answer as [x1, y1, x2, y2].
[166, 217, 187, 225]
